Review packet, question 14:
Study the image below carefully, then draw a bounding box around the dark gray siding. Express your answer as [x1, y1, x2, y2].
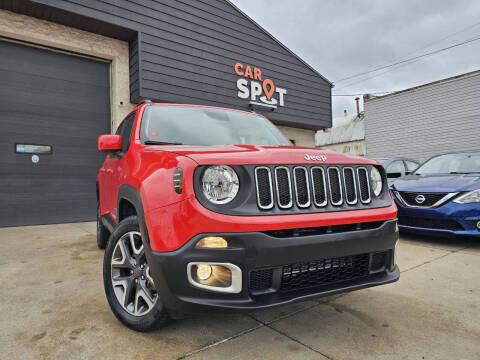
[13, 0, 332, 129]
[0, 40, 110, 226]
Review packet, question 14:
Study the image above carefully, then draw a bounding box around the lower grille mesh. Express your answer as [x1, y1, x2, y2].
[249, 268, 274, 292]
[398, 216, 464, 231]
[281, 254, 370, 292]
[249, 252, 379, 294]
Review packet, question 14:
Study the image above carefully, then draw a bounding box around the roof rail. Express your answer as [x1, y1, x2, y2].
[137, 99, 152, 106]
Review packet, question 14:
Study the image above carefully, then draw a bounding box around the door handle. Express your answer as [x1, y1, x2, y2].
[100, 168, 113, 175]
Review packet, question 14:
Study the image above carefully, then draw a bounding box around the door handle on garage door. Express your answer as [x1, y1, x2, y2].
[100, 168, 113, 175]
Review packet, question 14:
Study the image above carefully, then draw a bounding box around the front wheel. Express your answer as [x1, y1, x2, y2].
[103, 216, 170, 331]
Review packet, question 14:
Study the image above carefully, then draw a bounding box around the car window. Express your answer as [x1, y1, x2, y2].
[415, 153, 480, 174]
[120, 112, 136, 154]
[115, 121, 124, 136]
[386, 160, 405, 175]
[405, 161, 419, 172]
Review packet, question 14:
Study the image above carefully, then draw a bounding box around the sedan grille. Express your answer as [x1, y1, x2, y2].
[398, 216, 464, 231]
[398, 192, 447, 207]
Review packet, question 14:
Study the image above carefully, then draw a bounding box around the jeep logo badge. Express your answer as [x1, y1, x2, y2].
[415, 195, 426, 204]
[304, 154, 327, 162]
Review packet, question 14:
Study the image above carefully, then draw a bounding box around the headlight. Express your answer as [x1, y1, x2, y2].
[453, 189, 480, 204]
[202, 165, 239, 204]
[370, 167, 383, 197]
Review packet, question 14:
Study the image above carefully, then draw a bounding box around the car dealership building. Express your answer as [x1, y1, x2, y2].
[0, 0, 332, 227]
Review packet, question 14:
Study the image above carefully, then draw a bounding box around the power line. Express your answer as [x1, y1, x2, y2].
[333, 34, 480, 83]
[396, 19, 480, 61]
[334, 57, 423, 90]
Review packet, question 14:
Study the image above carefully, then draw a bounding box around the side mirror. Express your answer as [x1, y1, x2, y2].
[98, 134, 122, 152]
[387, 172, 402, 179]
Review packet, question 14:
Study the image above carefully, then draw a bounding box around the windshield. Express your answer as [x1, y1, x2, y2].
[140, 105, 291, 146]
[375, 158, 389, 166]
[414, 153, 480, 175]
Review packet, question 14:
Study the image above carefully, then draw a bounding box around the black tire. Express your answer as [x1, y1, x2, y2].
[96, 203, 110, 250]
[103, 215, 170, 332]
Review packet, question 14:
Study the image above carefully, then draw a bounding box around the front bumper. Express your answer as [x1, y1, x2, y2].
[145, 219, 399, 315]
[395, 200, 480, 237]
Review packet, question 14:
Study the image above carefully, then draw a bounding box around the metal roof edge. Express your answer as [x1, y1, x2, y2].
[364, 68, 480, 103]
[224, 0, 333, 87]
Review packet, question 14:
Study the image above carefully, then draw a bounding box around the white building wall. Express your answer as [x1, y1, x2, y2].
[365, 71, 480, 162]
[320, 140, 366, 156]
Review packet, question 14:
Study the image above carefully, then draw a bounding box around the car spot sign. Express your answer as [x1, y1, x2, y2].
[234, 62, 287, 109]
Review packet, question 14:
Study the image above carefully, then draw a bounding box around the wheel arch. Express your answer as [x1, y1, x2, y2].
[117, 185, 151, 246]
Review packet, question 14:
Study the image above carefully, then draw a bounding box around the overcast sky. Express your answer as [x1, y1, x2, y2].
[230, 0, 480, 119]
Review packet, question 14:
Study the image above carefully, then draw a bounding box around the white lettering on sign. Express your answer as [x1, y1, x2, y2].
[234, 62, 287, 109]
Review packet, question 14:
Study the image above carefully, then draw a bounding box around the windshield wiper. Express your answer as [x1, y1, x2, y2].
[144, 141, 183, 145]
[449, 171, 480, 174]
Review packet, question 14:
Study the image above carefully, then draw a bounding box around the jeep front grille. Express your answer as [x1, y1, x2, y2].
[357, 167, 371, 204]
[311, 167, 327, 207]
[274, 167, 293, 208]
[255, 167, 274, 209]
[293, 167, 310, 208]
[255, 165, 373, 211]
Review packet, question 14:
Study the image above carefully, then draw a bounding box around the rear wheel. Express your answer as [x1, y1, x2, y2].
[96, 202, 110, 249]
[103, 216, 170, 331]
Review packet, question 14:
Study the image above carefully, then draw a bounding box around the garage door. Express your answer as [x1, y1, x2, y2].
[0, 41, 110, 227]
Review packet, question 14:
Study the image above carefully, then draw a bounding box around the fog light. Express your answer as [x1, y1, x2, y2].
[196, 264, 212, 280]
[187, 262, 242, 293]
[196, 236, 228, 248]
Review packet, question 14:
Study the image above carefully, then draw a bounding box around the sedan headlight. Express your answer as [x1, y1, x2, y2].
[370, 167, 383, 196]
[202, 165, 239, 204]
[453, 189, 480, 204]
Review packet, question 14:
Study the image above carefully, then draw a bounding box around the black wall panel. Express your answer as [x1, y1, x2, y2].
[6, 0, 332, 129]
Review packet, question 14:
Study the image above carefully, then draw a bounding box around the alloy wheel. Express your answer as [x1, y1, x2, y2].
[110, 231, 158, 316]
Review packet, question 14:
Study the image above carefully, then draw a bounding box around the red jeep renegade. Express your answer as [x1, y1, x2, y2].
[97, 101, 399, 332]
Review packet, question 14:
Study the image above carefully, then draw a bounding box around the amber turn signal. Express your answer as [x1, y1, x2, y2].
[195, 236, 228, 248]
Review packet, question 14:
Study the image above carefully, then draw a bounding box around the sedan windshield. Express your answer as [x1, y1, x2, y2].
[375, 158, 389, 166]
[140, 105, 291, 146]
[414, 153, 480, 175]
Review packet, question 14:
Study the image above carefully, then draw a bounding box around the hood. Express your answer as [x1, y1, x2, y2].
[392, 173, 480, 193]
[144, 144, 378, 166]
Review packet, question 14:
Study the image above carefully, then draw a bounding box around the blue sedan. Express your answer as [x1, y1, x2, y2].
[391, 151, 480, 237]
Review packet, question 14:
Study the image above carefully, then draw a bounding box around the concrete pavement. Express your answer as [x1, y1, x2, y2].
[0, 223, 478, 359]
